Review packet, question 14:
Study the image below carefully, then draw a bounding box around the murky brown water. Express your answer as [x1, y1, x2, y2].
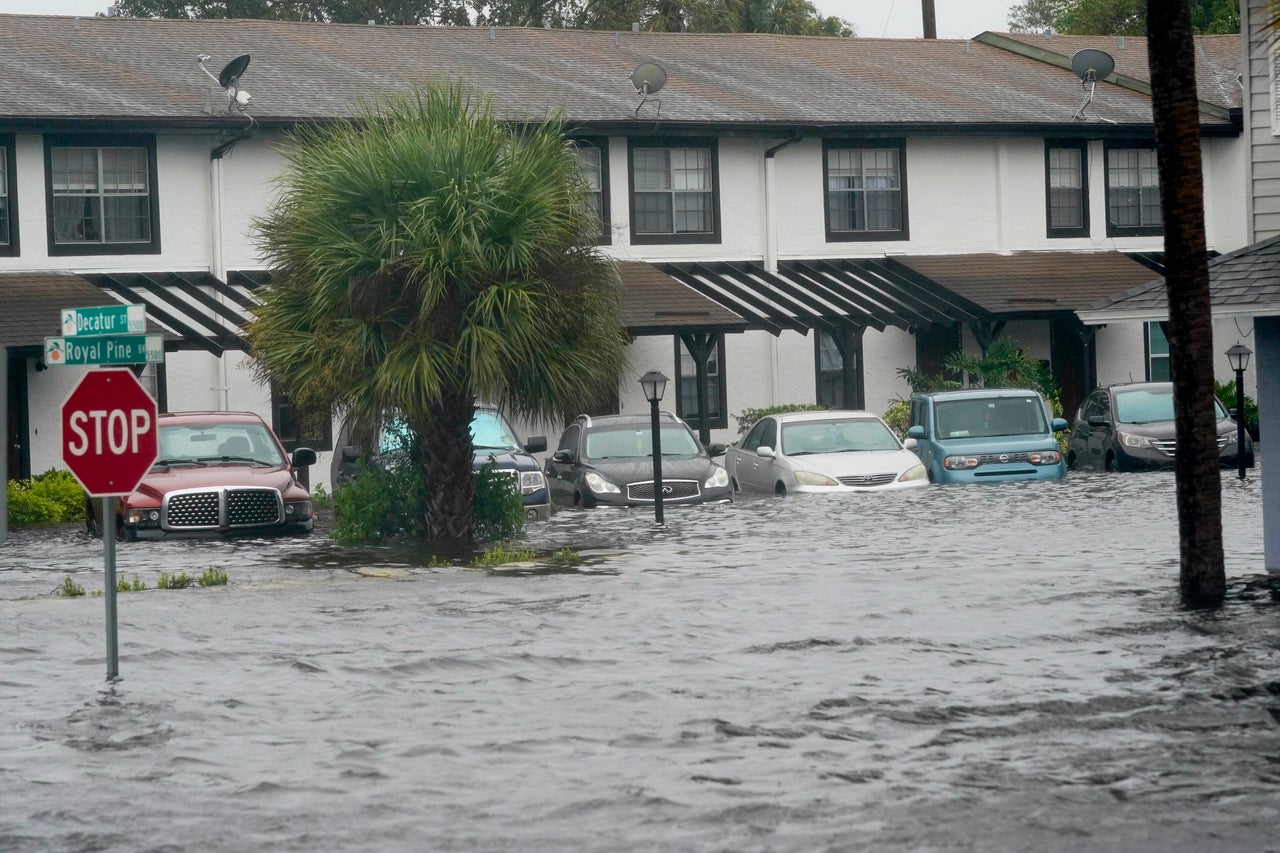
[2, 465, 1277, 852]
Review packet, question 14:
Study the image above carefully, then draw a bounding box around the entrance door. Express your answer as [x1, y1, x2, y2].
[6, 351, 30, 480]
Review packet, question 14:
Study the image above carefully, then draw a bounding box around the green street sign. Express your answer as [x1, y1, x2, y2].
[61, 304, 147, 337]
[44, 334, 165, 366]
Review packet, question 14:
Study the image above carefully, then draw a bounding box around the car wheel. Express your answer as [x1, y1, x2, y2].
[1066, 450, 1078, 470]
[730, 477, 740, 493]
[1104, 452, 1118, 473]
[116, 518, 138, 542]
[774, 481, 787, 496]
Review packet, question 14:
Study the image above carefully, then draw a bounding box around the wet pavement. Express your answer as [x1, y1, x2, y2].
[1, 465, 1278, 852]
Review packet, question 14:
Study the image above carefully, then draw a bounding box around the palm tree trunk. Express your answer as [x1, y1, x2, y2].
[415, 390, 477, 541]
[1147, 0, 1226, 604]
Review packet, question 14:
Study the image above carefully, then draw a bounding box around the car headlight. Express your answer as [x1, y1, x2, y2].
[284, 500, 313, 520]
[1118, 431, 1152, 449]
[897, 463, 928, 482]
[1027, 450, 1061, 465]
[585, 472, 621, 494]
[944, 455, 979, 470]
[519, 470, 547, 494]
[794, 470, 839, 486]
[704, 466, 730, 489]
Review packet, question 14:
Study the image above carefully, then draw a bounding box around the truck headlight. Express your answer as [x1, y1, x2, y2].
[284, 500, 313, 520]
[519, 470, 547, 495]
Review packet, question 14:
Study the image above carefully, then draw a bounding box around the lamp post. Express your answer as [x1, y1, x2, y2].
[1226, 342, 1252, 480]
[640, 370, 669, 523]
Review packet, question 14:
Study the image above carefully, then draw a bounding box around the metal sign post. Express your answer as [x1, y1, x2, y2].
[102, 497, 118, 680]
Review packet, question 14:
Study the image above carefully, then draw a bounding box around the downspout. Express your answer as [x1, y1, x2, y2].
[208, 120, 257, 411]
[764, 136, 802, 404]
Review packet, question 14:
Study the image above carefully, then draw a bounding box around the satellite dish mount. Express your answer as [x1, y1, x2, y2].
[1070, 48, 1117, 124]
[630, 62, 666, 118]
[197, 53, 253, 114]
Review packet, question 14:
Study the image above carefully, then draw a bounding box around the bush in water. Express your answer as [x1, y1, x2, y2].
[7, 469, 87, 525]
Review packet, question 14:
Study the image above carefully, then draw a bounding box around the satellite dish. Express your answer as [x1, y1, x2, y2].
[1070, 48, 1114, 82]
[219, 54, 251, 89]
[631, 62, 667, 96]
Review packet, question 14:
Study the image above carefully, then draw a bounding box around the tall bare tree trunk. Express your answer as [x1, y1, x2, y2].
[416, 391, 477, 541]
[1147, 0, 1226, 604]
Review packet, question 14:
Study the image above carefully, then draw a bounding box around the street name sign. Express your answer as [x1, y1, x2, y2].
[61, 304, 146, 337]
[44, 334, 164, 366]
[61, 369, 159, 497]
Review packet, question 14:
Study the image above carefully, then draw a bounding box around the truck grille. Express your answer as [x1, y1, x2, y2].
[627, 480, 700, 502]
[165, 487, 283, 530]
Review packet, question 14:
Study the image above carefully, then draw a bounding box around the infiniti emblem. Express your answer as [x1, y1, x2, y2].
[662, 485, 674, 495]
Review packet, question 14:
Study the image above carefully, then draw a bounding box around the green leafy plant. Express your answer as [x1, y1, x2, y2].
[116, 575, 146, 592]
[157, 571, 193, 590]
[548, 547, 581, 566]
[472, 461, 525, 542]
[1215, 380, 1259, 437]
[59, 575, 86, 597]
[882, 399, 910, 439]
[470, 542, 538, 567]
[7, 469, 88, 526]
[309, 483, 334, 511]
[332, 455, 426, 544]
[198, 568, 228, 587]
[732, 403, 828, 436]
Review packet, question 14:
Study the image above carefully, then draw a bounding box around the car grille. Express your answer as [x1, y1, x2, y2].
[1148, 435, 1232, 456]
[165, 487, 283, 530]
[836, 473, 899, 487]
[977, 452, 1029, 465]
[627, 480, 700, 502]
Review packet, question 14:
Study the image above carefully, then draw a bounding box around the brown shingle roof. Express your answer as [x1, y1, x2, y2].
[0, 272, 121, 348]
[0, 14, 1233, 129]
[616, 262, 747, 333]
[898, 251, 1162, 314]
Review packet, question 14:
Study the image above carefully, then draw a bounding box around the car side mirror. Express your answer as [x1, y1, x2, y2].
[340, 445, 361, 461]
[1087, 416, 1108, 428]
[907, 425, 926, 439]
[706, 442, 727, 457]
[551, 449, 574, 463]
[902, 437, 918, 450]
[524, 435, 548, 454]
[757, 446, 776, 459]
[1051, 417, 1069, 432]
[292, 447, 317, 468]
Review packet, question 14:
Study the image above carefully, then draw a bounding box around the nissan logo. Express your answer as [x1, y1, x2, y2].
[999, 453, 1010, 463]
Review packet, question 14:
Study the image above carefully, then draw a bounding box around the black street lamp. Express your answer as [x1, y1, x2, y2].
[640, 370, 669, 523]
[1226, 342, 1252, 480]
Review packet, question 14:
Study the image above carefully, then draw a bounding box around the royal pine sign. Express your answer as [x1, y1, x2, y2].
[45, 303, 163, 366]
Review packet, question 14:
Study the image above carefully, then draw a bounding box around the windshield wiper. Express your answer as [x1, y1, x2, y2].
[196, 455, 272, 466]
[154, 457, 206, 467]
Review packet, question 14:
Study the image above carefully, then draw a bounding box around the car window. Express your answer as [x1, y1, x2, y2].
[934, 397, 1047, 438]
[761, 418, 777, 450]
[557, 425, 579, 456]
[584, 425, 702, 459]
[472, 410, 520, 450]
[1114, 388, 1228, 422]
[159, 422, 284, 466]
[741, 418, 770, 452]
[782, 418, 900, 454]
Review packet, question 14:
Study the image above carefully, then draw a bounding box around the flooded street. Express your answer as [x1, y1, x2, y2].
[2, 467, 1278, 852]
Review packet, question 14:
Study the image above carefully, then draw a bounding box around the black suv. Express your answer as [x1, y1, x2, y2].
[544, 413, 731, 508]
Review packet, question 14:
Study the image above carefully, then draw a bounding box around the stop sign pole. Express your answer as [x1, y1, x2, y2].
[61, 368, 159, 681]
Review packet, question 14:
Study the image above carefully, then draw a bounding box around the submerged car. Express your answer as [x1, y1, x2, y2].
[1067, 381, 1254, 472]
[89, 411, 316, 540]
[907, 388, 1068, 484]
[727, 410, 928, 495]
[332, 406, 551, 521]
[544, 412, 731, 508]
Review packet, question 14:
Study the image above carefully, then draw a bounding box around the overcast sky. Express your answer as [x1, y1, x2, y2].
[0, 0, 1016, 38]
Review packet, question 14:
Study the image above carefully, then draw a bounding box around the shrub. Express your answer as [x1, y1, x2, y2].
[470, 542, 537, 567]
[157, 571, 193, 590]
[198, 568, 228, 587]
[332, 456, 426, 544]
[116, 575, 146, 592]
[882, 399, 910, 439]
[7, 469, 87, 526]
[59, 575, 86, 597]
[732, 403, 828, 436]
[1215, 379, 1259, 437]
[472, 461, 524, 542]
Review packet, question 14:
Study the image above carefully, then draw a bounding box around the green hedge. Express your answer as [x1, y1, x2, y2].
[7, 469, 87, 526]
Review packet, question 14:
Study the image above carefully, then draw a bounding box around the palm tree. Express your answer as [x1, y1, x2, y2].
[1146, 1, 1225, 604]
[248, 85, 628, 541]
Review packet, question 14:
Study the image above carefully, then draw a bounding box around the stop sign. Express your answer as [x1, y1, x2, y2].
[61, 369, 159, 497]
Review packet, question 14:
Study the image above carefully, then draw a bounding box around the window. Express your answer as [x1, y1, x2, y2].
[45, 135, 160, 255]
[572, 139, 610, 244]
[740, 417, 777, 453]
[1105, 143, 1162, 236]
[272, 391, 333, 454]
[0, 135, 16, 256]
[1145, 322, 1170, 381]
[629, 138, 720, 244]
[824, 140, 907, 241]
[815, 329, 863, 409]
[1045, 141, 1089, 237]
[674, 334, 727, 430]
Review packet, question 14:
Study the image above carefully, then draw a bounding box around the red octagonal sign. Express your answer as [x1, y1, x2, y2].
[61, 368, 159, 497]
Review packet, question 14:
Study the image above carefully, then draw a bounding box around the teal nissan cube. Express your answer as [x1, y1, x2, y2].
[906, 388, 1068, 484]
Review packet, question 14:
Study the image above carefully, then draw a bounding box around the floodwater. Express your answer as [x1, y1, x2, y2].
[1, 465, 1278, 853]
